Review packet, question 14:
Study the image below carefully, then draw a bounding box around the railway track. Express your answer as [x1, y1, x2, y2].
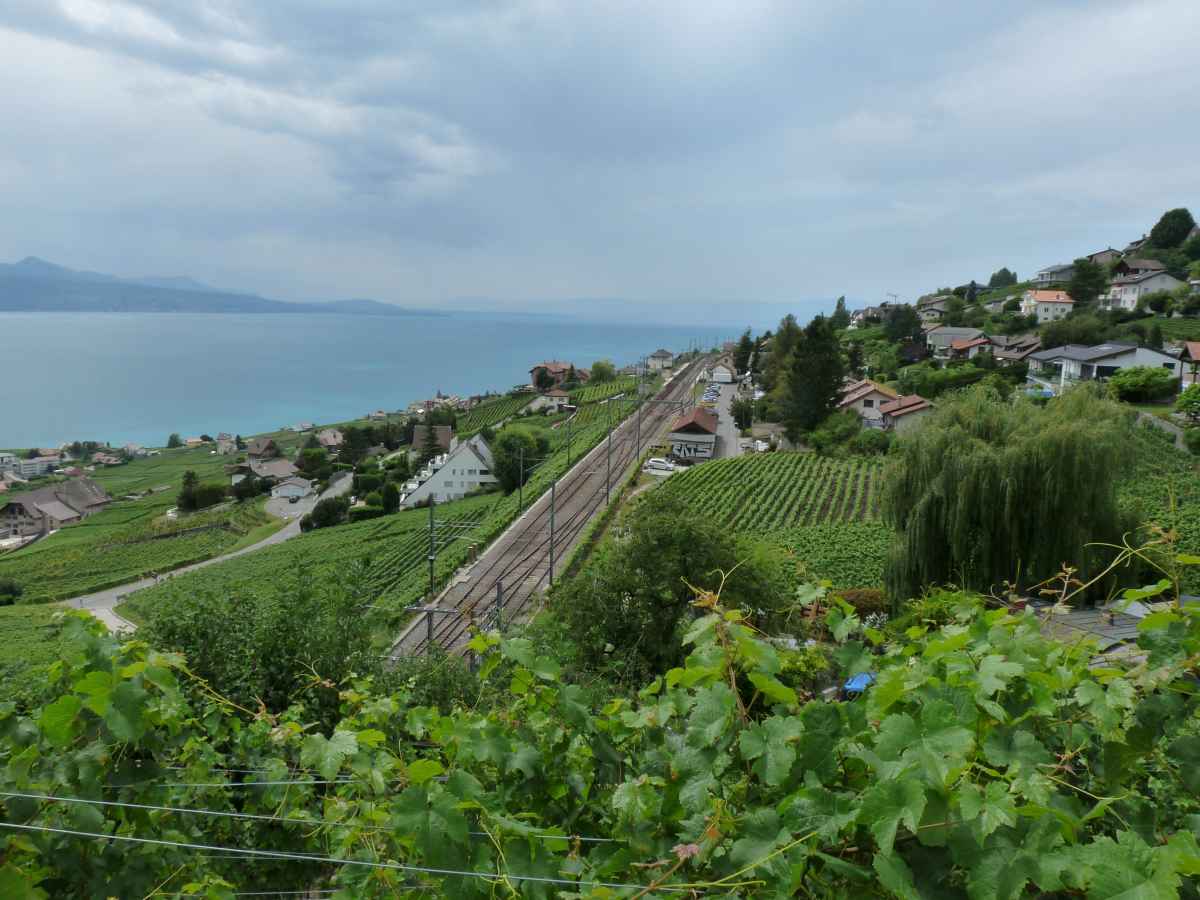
[390, 357, 706, 655]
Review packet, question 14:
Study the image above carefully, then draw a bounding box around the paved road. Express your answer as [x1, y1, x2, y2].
[67, 472, 352, 632]
[391, 359, 706, 656]
[714, 382, 745, 459]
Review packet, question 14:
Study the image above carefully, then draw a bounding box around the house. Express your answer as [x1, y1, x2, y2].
[529, 361, 590, 390]
[528, 388, 573, 413]
[410, 425, 454, 457]
[230, 457, 298, 486]
[1085, 248, 1122, 267]
[838, 380, 899, 426]
[1, 477, 111, 537]
[317, 429, 344, 450]
[184, 437, 205, 448]
[950, 336, 992, 360]
[245, 438, 279, 459]
[91, 453, 122, 467]
[367, 410, 389, 421]
[123, 443, 149, 458]
[270, 477, 314, 501]
[0, 452, 17, 473]
[1112, 258, 1166, 278]
[918, 298, 949, 322]
[879, 394, 933, 433]
[296, 422, 315, 432]
[648, 349, 674, 371]
[14, 457, 58, 478]
[925, 326, 985, 360]
[1031, 263, 1074, 286]
[668, 407, 719, 461]
[989, 334, 1041, 365]
[850, 301, 903, 328]
[1181, 342, 1200, 388]
[1028, 343, 1182, 391]
[1123, 235, 1149, 255]
[401, 435, 498, 507]
[1020, 290, 1074, 323]
[1100, 271, 1186, 311]
[216, 437, 237, 455]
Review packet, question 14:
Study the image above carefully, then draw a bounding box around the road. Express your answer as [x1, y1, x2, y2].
[714, 382, 744, 459]
[67, 472, 352, 632]
[391, 358, 706, 656]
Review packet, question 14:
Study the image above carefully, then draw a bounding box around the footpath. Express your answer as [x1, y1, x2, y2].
[63, 474, 352, 632]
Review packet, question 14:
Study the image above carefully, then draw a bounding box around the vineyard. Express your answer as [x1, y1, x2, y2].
[455, 393, 534, 435]
[87, 446, 232, 496]
[657, 452, 890, 588]
[0, 499, 278, 603]
[0, 604, 69, 707]
[570, 375, 641, 405]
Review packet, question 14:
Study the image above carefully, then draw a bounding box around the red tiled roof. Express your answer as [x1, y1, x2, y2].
[1182, 341, 1200, 362]
[1025, 290, 1073, 304]
[951, 336, 991, 351]
[838, 380, 898, 407]
[879, 394, 932, 417]
[669, 407, 719, 435]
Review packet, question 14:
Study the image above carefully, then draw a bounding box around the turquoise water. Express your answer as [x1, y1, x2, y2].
[0, 312, 730, 447]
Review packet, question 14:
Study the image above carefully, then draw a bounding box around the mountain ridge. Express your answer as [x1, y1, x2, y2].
[0, 257, 444, 317]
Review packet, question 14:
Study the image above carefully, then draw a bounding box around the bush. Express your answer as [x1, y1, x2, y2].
[1184, 427, 1200, 456]
[836, 587, 888, 616]
[348, 505, 385, 523]
[353, 473, 384, 495]
[1107, 365, 1177, 402]
[1176, 383, 1200, 424]
[847, 427, 891, 455]
[306, 496, 350, 530]
[0, 578, 22, 606]
[806, 410, 860, 453]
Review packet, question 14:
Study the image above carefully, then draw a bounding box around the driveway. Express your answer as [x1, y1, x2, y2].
[66, 472, 352, 632]
[714, 383, 745, 459]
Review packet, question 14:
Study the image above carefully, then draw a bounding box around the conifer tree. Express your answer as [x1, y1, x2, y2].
[780, 315, 845, 442]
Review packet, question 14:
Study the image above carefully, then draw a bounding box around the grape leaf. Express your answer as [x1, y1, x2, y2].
[38, 695, 82, 749]
[301, 730, 358, 780]
[857, 777, 926, 854]
[873, 851, 920, 899]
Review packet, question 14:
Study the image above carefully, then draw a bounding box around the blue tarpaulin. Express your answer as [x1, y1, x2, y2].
[843, 672, 875, 694]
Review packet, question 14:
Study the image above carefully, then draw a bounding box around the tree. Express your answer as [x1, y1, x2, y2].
[1142, 290, 1174, 315]
[381, 481, 400, 514]
[304, 495, 349, 530]
[232, 476, 263, 501]
[166, 433, 182, 449]
[761, 313, 800, 393]
[733, 328, 755, 373]
[1041, 313, 1110, 349]
[534, 367, 556, 392]
[882, 304, 922, 344]
[1107, 366, 1177, 402]
[1148, 207, 1196, 249]
[0, 578, 22, 606]
[779, 315, 845, 441]
[942, 295, 966, 326]
[988, 267, 1018, 288]
[1183, 233, 1200, 261]
[1147, 322, 1164, 349]
[551, 491, 794, 683]
[297, 447, 329, 475]
[1067, 257, 1107, 307]
[731, 397, 754, 431]
[830, 297, 850, 330]
[1175, 384, 1200, 424]
[590, 359, 616, 383]
[966, 280, 978, 304]
[490, 427, 545, 493]
[883, 386, 1135, 600]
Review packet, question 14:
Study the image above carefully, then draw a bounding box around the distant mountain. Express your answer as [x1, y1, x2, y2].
[0, 257, 443, 316]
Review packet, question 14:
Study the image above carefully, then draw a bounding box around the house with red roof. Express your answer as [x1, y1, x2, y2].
[1020, 290, 1074, 323]
[879, 394, 933, 433]
[837, 379, 899, 427]
[668, 407, 719, 461]
[1181, 341, 1200, 388]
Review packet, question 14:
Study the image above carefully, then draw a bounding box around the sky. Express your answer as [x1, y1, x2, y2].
[1, 0, 1197, 328]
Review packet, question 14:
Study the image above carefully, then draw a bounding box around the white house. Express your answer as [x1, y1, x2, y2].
[1028, 343, 1182, 392]
[14, 457, 57, 478]
[271, 477, 314, 500]
[527, 388, 573, 413]
[1020, 290, 1074, 323]
[667, 408, 719, 461]
[1100, 272, 1186, 312]
[648, 348, 674, 371]
[837, 380, 899, 426]
[0, 452, 17, 473]
[401, 435, 498, 508]
[711, 361, 735, 384]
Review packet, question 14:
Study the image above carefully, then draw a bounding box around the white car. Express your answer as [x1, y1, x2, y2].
[644, 457, 675, 472]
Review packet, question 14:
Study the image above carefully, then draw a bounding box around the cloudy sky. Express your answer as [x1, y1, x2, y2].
[1, 1, 1197, 326]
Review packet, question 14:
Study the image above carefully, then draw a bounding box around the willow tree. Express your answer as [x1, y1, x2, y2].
[882, 385, 1135, 602]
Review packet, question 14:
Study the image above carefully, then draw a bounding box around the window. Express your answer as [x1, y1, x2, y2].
[863, 399, 874, 408]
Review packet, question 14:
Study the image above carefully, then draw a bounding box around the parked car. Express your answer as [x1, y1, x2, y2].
[644, 457, 675, 472]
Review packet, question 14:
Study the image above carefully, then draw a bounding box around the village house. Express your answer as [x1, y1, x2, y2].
[925, 326, 985, 360]
[989, 334, 1042, 365]
[271, 477, 314, 501]
[401, 435, 498, 507]
[1084, 247, 1122, 267]
[1123, 235, 1149, 255]
[879, 395, 933, 432]
[1181, 342, 1200, 388]
[13, 456, 59, 478]
[668, 407, 719, 462]
[529, 361, 589, 390]
[917, 298, 949, 322]
[1020, 290, 1074, 323]
[184, 437, 205, 448]
[1112, 258, 1166, 278]
[1028, 343, 1182, 392]
[527, 388, 573, 413]
[1, 477, 111, 537]
[410, 424, 454, 459]
[0, 452, 17, 473]
[230, 457, 298, 486]
[245, 438, 279, 459]
[950, 336, 992, 361]
[837, 380, 899, 427]
[647, 349, 674, 371]
[91, 453, 123, 467]
[1031, 263, 1074, 286]
[1100, 270, 1186, 312]
[317, 429, 344, 450]
[123, 443, 149, 458]
[216, 436, 237, 455]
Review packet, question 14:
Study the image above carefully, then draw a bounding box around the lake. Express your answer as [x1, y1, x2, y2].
[0, 312, 732, 447]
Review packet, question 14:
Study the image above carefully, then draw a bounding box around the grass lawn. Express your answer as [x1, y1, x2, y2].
[1127, 402, 1178, 422]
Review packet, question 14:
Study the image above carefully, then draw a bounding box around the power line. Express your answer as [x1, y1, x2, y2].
[0, 791, 622, 844]
[0, 821, 687, 892]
